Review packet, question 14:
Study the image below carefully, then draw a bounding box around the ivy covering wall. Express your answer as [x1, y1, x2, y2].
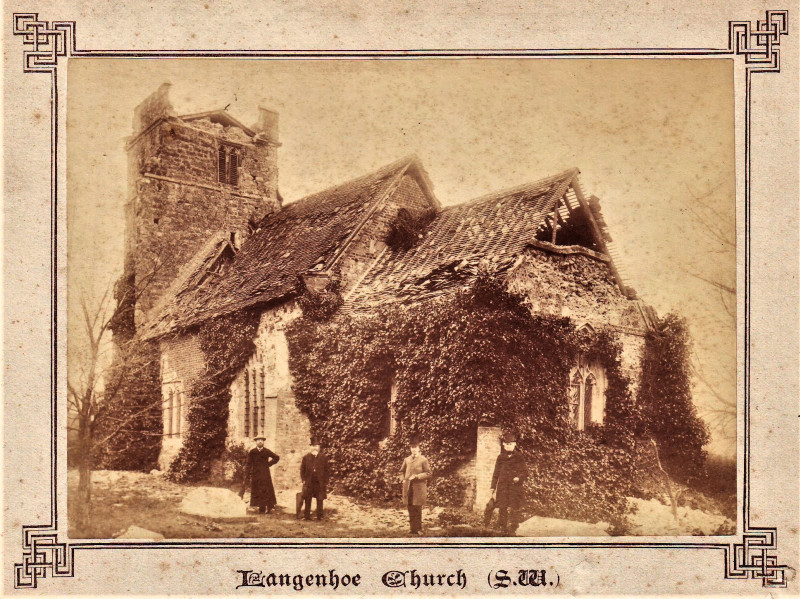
[167, 309, 261, 482]
[286, 274, 640, 523]
[92, 339, 162, 471]
[637, 313, 710, 484]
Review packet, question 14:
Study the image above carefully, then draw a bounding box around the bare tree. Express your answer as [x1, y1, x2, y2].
[680, 182, 736, 449]
[67, 263, 165, 531]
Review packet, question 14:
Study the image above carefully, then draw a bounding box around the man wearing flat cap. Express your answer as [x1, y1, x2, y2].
[490, 431, 528, 534]
[240, 436, 279, 514]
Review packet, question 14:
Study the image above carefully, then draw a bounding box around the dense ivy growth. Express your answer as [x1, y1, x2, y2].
[92, 339, 162, 471]
[638, 313, 710, 484]
[286, 274, 640, 523]
[167, 310, 261, 482]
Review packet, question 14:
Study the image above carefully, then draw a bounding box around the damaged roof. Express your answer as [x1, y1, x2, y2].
[142, 155, 433, 339]
[344, 168, 613, 309]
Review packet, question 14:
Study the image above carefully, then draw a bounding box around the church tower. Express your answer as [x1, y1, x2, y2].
[117, 83, 281, 335]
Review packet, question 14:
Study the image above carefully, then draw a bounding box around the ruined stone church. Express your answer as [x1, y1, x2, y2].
[124, 85, 656, 501]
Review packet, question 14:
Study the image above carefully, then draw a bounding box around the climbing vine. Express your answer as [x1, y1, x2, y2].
[92, 338, 162, 471]
[286, 272, 640, 523]
[638, 313, 710, 484]
[167, 309, 261, 482]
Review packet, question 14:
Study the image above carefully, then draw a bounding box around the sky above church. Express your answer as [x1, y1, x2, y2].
[68, 58, 736, 455]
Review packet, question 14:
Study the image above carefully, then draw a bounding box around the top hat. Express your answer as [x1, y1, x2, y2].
[501, 431, 517, 443]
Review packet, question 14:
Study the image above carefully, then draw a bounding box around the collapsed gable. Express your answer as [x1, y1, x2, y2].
[142, 155, 438, 339]
[344, 168, 636, 315]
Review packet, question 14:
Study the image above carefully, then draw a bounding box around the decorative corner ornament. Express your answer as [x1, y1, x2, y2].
[7, 7, 794, 593]
[729, 10, 789, 73]
[726, 528, 794, 588]
[14, 528, 75, 589]
[12, 13, 75, 72]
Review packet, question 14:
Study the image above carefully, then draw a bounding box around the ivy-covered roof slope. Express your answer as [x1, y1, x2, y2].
[344, 168, 623, 310]
[142, 155, 432, 339]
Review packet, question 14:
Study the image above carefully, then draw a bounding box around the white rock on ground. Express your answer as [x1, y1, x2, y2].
[115, 525, 165, 540]
[179, 487, 247, 518]
[516, 516, 610, 537]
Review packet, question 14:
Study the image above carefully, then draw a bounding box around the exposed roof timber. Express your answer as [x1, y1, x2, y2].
[326, 156, 440, 269]
[179, 109, 257, 138]
[568, 173, 628, 295]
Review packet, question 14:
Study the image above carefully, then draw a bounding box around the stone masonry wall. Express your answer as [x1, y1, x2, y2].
[227, 304, 310, 491]
[127, 117, 279, 323]
[507, 247, 647, 387]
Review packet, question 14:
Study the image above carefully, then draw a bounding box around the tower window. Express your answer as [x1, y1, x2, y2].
[217, 143, 240, 186]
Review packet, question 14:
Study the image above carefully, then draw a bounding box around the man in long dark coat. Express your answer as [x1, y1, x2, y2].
[299, 439, 329, 521]
[490, 431, 527, 534]
[240, 436, 279, 514]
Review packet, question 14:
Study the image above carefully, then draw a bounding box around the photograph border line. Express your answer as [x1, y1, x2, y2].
[8, 9, 791, 590]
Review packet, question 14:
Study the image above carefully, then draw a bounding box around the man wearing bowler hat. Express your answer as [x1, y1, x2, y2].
[490, 431, 527, 534]
[299, 438, 329, 521]
[399, 435, 432, 535]
[240, 435, 279, 514]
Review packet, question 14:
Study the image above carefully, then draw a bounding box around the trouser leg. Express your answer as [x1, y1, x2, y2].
[316, 498, 324, 519]
[508, 508, 519, 533]
[411, 506, 422, 533]
[408, 505, 422, 533]
[498, 507, 508, 530]
[303, 496, 312, 519]
[407, 488, 421, 533]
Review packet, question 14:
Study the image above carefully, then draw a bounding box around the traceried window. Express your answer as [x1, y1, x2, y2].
[567, 363, 606, 431]
[569, 372, 582, 427]
[381, 380, 398, 439]
[242, 364, 276, 439]
[244, 370, 251, 437]
[166, 389, 174, 436]
[163, 384, 184, 437]
[217, 143, 240, 186]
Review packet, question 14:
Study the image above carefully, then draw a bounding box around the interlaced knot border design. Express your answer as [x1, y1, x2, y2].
[9, 8, 793, 591]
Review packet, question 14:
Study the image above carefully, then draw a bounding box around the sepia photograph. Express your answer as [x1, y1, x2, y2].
[65, 58, 737, 541]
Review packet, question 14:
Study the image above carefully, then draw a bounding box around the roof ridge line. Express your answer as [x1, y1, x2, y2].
[443, 167, 580, 211]
[326, 159, 415, 269]
[278, 155, 416, 211]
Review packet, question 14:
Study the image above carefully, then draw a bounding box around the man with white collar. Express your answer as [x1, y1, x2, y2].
[240, 435, 279, 514]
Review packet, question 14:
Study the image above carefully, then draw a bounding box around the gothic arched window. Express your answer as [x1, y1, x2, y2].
[584, 373, 595, 429]
[568, 364, 605, 431]
[569, 372, 582, 428]
[166, 389, 174, 436]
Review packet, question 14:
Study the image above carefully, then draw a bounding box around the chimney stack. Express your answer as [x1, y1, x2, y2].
[253, 105, 279, 145]
[132, 82, 175, 135]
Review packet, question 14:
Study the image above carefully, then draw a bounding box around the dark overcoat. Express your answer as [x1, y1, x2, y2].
[491, 449, 528, 509]
[400, 454, 432, 506]
[243, 447, 279, 509]
[300, 452, 329, 500]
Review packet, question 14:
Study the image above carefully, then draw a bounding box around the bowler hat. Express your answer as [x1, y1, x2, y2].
[254, 435, 266, 441]
[501, 431, 517, 443]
